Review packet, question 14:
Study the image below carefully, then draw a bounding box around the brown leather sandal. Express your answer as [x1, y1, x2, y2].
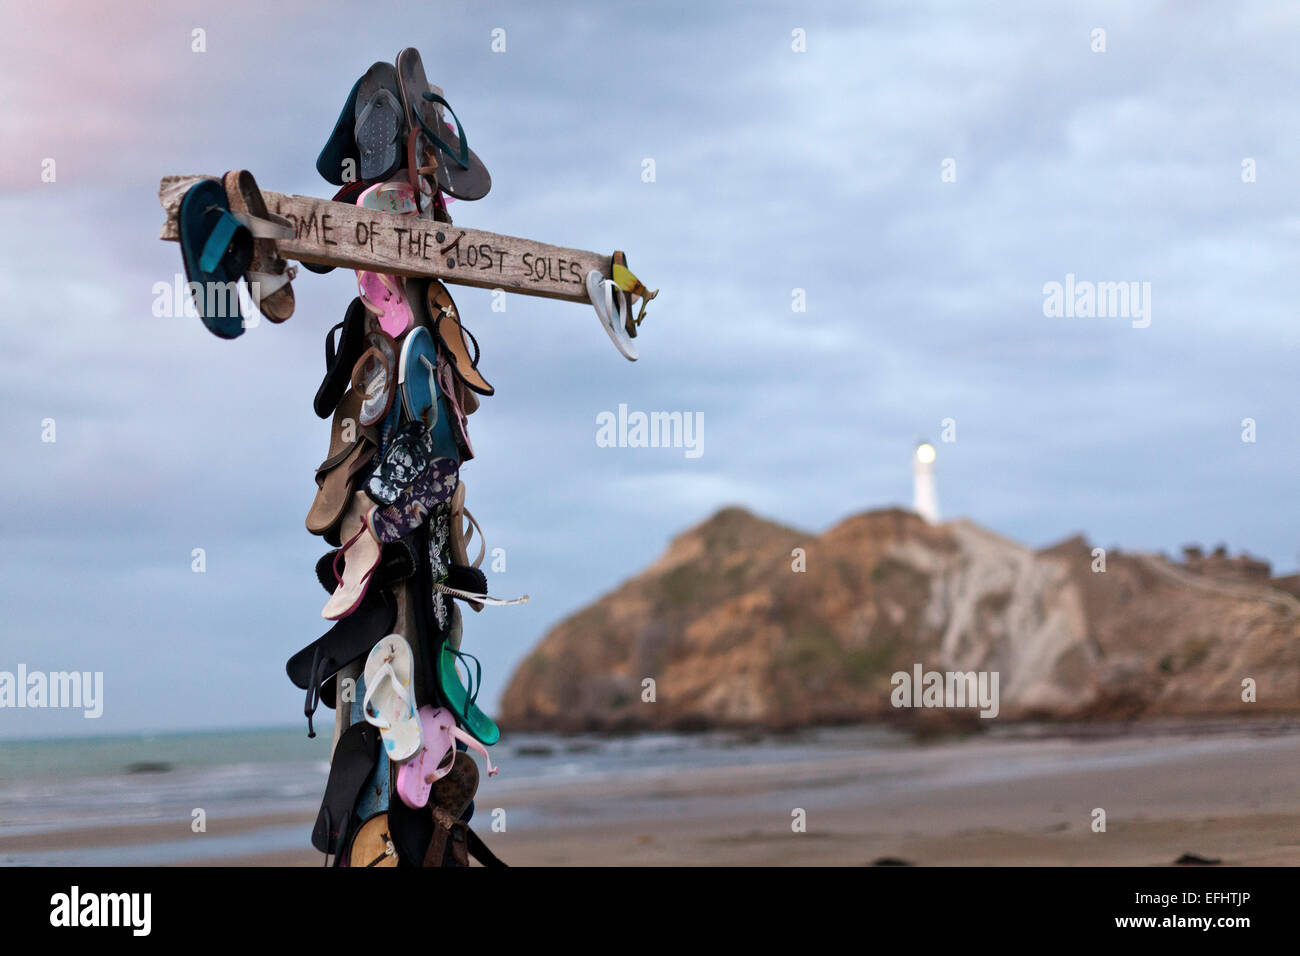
[421, 751, 480, 867]
[222, 170, 296, 323]
[306, 390, 378, 538]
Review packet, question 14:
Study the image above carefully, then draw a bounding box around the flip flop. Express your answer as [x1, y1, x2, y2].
[313, 298, 368, 419]
[310, 720, 380, 859]
[316, 75, 363, 186]
[315, 539, 418, 594]
[358, 178, 419, 216]
[222, 170, 297, 323]
[426, 280, 493, 396]
[354, 62, 404, 182]
[395, 705, 497, 810]
[286, 585, 397, 737]
[436, 645, 499, 746]
[305, 390, 377, 537]
[323, 443, 379, 547]
[178, 179, 253, 339]
[398, 326, 461, 461]
[397, 326, 438, 427]
[586, 270, 637, 361]
[362, 634, 422, 761]
[352, 327, 398, 427]
[395, 48, 492, 201]
[435, 353, 474, 461]
[322, 493, 383, 620]
[347, 812, 400, 867]
[368, 458, 459, 544]
[357, 271, 412, 338]
[365, 420, 437, 507]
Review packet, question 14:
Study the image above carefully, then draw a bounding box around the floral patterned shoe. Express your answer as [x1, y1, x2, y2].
[365, 420, 437, 507]
[368, 458, 459, 544]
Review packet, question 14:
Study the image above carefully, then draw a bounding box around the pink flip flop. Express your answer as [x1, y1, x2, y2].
[395, 704, 498, 809]
[357, 271, 413, 338]
[322, 493, 383, 620]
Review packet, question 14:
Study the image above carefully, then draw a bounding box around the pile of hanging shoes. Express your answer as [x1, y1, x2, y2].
[287, 271, 525, 867]
[278, 47, 521, 867]
[308, 45, 491, 272]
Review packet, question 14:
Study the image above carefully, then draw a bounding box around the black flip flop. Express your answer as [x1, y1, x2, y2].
[355, 62, 404, 182]
[395, 48, 492, 201]
[313, 298, 369, 419]
[310, 721, 380, 860]
[286, 586, 397, 736]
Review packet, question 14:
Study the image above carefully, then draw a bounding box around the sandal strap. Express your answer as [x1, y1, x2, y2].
[354, 87, 403, 139]
[432, 580, 528, 607]
[446, 722, 498, 776]
[230, 209, 294, 240]
[405, 128, 438, 198]
[245, 267, 294, 302]
[198, 207, 245, 273]
[362, 660, 413, 729]
[416, 92, 471, 170]
[458, 505, 486, 568]
[325, 320, 344, 368]
[446, 648, 483, 709]
[351, 346, 386, 399]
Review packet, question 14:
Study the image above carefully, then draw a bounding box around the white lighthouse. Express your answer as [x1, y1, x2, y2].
[912, 441, 939, 523]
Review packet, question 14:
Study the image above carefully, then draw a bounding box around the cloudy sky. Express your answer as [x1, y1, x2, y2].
[2, 0, 1297, 738]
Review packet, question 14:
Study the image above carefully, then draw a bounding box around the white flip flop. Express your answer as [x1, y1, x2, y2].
[586, 270, 637, 362]
[361, 634, 423, 762]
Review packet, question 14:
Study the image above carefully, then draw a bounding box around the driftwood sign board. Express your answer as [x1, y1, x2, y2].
[159, 175, 611, 303]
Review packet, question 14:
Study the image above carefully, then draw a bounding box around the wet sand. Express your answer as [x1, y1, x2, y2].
[7, 728, 1299, 866]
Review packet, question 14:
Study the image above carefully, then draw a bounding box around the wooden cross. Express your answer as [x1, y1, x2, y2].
[157, 174, 620, 303]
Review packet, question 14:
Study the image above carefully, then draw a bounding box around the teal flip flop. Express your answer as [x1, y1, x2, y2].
[398, 326, 459, 462]
[436, 645, 499, 746]
[316, 75, 363, 186]
[179, 179, 253, 339]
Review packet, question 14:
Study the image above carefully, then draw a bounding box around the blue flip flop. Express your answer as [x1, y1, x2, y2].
[178, 179, 253, 339]
[399, 326, 460, 462]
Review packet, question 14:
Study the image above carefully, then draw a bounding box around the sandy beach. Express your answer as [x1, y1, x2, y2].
[5, 724, 1298, 866]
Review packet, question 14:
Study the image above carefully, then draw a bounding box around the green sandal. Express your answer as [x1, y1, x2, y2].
[436, 645, 499, 746]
